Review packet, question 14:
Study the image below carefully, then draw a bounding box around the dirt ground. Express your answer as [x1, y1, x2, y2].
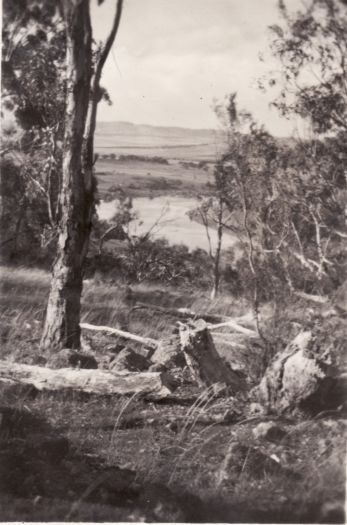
[0, 267, 345, 523]
[1, 370, 346, 522]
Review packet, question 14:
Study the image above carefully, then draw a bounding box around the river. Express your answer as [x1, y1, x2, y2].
[97, 196, 236, 252]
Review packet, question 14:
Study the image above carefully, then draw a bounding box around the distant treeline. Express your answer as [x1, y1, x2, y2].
[99, 153, 169, 164]
[99, 153, 210, 170]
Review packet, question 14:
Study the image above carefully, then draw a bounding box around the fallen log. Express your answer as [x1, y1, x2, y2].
[179, 320, 246, 391]
[131, 303, 233, 324]
[0, 360, 172, 398]
[130, 302, 257, 328]
[80, 322, 158, 349]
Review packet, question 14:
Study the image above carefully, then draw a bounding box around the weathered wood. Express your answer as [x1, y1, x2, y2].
[80, 322, 158, 349]
[179, 320, 246, 391]
[208, 320, 257, 337]
[130, 302, 256, 328]
[0, 360, 171, 398]
[175, 308, 229, 324]
[212, 334, 247, 349]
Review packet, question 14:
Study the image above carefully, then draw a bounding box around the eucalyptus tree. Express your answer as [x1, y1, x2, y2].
[2, 0, 126, 350]
[214, 95, 280, 335]
[217, 95, 346, 311]
[194, 195, 226, 300]
[40, 0, 124, 350]
[267, 0, 347, 135]
[262, 0, 347, 301]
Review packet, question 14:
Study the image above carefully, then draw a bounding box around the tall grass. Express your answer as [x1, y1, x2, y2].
[1, 264, 250, 354]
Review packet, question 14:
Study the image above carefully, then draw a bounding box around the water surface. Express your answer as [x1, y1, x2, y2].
[98, 196, 236, 252]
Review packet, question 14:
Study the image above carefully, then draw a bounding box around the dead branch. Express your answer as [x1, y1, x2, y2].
[281, 259, 329, 304]
[211, 334, 248, 349]
[130, 302, 234, 324]
[208, 320, 258, 337]
[80, 322, 158, 349]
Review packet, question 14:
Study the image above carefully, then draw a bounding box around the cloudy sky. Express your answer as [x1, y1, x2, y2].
[92, 0, 302, 135]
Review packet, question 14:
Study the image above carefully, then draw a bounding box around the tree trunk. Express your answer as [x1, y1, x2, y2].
[10, 198, 25, 258]
[81, 0, 123, 231]
[210, 197, 223, 300]
[40, 1, 92, 350]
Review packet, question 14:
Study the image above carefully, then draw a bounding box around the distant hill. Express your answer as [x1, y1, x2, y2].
[95, 121, 226, 161]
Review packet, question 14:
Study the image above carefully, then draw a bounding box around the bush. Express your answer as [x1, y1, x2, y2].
[89, 237, 213, 288]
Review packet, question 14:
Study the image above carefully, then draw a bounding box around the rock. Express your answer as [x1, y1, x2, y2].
[48, 349, 98, 369]
[253, 421, 287, 442]
[69, 352, 98, 369]
[109, 348, 150, 372]
[219, 443, 297, 481]
[254, 327, 346, 415]
[150, 336, 186, 370]
[32, 355, 48, 366]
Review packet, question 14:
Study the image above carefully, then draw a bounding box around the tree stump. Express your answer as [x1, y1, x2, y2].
[179, 320, 246, 391]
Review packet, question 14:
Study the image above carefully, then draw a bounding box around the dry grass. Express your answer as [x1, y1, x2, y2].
[0, 264, 346, 522]
[95, 157, 212, 198]
[0, 264, 249, 349]
[4, 383, 343, 522]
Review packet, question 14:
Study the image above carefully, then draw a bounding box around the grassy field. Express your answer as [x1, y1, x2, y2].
[0, 265, 346, 522]
[95, 157, 213, 199]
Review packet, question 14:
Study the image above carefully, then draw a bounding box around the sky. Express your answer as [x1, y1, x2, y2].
[91, 0, 303, 135]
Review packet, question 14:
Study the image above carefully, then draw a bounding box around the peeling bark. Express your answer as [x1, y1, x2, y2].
[41, 1, 93, 350]
[0, 360, 172, 398]
[41, 0, 124, 351]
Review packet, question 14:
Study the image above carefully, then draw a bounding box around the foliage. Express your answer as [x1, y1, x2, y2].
[1, 0, 112, 267]
[211, 1, 347, 304]
[1, 0, 66, 263]
[0, 156, 54, 265]
[266, 0, 347, 134]
[90, 194, 214, 287]
[263, 0, 347, 298]
[214, 91, 347, 305]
